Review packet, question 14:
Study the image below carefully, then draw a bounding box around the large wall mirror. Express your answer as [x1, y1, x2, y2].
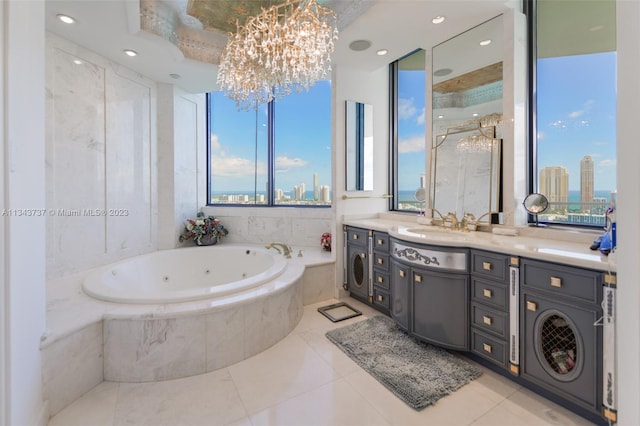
[345, 100, 373, 191]
[430, 15, 503, 224]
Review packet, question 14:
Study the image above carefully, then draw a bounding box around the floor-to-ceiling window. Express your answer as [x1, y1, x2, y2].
[390, 49, 427, 212]
[528, 0, 616, 227]
[207, 80, 332, 207]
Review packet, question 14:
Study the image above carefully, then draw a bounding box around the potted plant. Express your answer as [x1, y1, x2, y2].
[179, 212, 228, 246]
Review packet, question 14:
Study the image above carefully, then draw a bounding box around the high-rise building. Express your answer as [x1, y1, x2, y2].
[320, 185, 331, 203]
[313, 173, 319, 201]
[580, 155, 594, 206]
[539, 166, 569, 206]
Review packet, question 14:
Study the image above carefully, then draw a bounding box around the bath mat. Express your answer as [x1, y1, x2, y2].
[317, 302, 362, 322]
[326, 315, 482, 410]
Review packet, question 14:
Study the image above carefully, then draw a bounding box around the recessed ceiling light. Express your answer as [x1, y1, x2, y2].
[124, 49, 138, 57]
[432, 16, 445, 24]
[376, 49, 388, 56]
[56, 14, 76, 24]
[472, 113, 479, 117]
[73, 59, 83, 65]
[349, 40, 372, 51]
[479, 39, 492, 46]
[169, 73, 181, 79]
[437, 115, 444, 119]
[589, 25, 605, 32]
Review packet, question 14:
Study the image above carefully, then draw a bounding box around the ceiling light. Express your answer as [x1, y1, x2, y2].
[432, 16, 445, 24]
[589, 25, 605, 32]
[56, 14, 76, 24]
[73, 59, 83, 65]
[217, 0, 338, 110]
[123, 49, 138, 57]
[433, 68, 452, 77]
[169, 74, 181, 79]
[376, 49, 388, 56]
[479, 39, 492, 46]
[437, 115, 444, 119]
[349, 40, 371, 51]
[472, 113, 479, 117]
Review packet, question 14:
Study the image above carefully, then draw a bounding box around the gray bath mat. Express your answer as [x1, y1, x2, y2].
[326, 315, 482, 410]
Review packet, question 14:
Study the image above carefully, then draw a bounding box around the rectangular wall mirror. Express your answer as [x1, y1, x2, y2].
[345, 100, 373, 191]
[430, 15, 504, 224]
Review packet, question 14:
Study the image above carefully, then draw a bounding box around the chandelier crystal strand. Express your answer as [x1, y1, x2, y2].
[217, 0, 338, 110]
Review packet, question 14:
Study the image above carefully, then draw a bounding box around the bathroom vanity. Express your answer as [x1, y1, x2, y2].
[343, 221, 616, 425]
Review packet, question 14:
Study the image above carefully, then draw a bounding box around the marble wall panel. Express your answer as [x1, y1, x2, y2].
[41, 321, 103, 416]
[205, 305, 246, 372]
[301, 264, 335, 305]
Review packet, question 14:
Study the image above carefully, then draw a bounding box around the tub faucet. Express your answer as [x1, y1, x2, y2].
[265, 242, 292, 258]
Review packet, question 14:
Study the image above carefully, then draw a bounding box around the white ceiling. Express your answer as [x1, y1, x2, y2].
[45, 0, 517, 94]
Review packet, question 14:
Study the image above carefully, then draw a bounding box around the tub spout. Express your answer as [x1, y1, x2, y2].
[265, 242, 292, 258]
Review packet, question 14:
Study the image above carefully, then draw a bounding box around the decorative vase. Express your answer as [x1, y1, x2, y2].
[196, 235, 218, 246]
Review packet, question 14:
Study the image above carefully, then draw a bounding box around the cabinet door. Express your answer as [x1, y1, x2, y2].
[412, 268, 469, 351]
[347, 244, 369, 300]
[390, 259, 410, 331]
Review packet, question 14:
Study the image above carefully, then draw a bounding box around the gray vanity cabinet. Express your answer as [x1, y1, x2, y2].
[371, 231, 391, 314]
[345, 226, 370, 302]
[469, 250, 512, 370]
[520, 258, 603, 416]
[390, 258, 410, 331]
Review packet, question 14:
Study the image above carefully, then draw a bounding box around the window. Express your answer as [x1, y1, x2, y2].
[390, 49, 427, 212]
[528, 0, 616, 227]
[207, 81, 332, 206]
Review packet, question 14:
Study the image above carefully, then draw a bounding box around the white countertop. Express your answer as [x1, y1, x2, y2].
[343, 217, 616, 272]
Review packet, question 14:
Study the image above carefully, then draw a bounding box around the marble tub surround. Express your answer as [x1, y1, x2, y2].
[42, 246, 333, 416]
[343, 214, 615, 272]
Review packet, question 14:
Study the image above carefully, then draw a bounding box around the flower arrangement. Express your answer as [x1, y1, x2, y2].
[321, 232, 331, 252]
[179, 212, 228, 246]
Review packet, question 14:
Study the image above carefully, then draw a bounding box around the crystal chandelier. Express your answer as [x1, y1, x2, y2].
[217, 0, 338, 110]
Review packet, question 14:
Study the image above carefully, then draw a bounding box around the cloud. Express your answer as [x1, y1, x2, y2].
[398, 135, 425, 153]
[275, 155, 308, 172]
[568, 99, 595, 119]
[416, 107, 426, 125]
[398, 98, 417, 121]
[537, 131, 546, 140]
[210, 133, 221, 151]
[211, 154, 267, 177]
[592, 140, 609, 146]
[598, 159, 616, 168]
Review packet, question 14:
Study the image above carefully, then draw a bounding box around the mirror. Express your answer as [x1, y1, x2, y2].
[523, 193, 549, 227]
[430, 15, 504, 225]
[345, 100, 373, 191]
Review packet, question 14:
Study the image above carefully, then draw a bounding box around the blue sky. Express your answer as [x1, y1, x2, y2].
[536, 51, 617, 192]
[210, 81, 332, 194]
[397, 68, 427, 192]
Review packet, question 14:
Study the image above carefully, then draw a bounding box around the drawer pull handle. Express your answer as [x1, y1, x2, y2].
[399, 270, 406, 278]
[414, 274, 422, 283]
[482, 288, 493, 298]
[483, 315, 493, 326]
[360, 253, 367, 259]
[353, 234, 358, 240]
[483, 343, 493, 354]
[377, 239, 384, 245]
[527, 301, 537, 312]
[482, 262, 492, 271]
[550, 277, 562, 288]
[377, 276, 384, 283]
[377, 294, 384, 302]
[377, 258, 384, 265]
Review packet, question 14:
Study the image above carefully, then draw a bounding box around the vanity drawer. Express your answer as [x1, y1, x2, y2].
[471, 329, 508, 368]
[471, 250, 509, 282]
[373, 287, 390, 312]
[471, 278, 509, 311]
[471, 302, 508, 339]
[521, 259, 600, 304]
[373, 232, 390, 253]
[373, 253, 389, 272]
[347, 227, 369, 248]
[373, 270, 390, 290]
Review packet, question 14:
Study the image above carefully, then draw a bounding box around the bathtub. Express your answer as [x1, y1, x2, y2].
[83, 245, 287, 304]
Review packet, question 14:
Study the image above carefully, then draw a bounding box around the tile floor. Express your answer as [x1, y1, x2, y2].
[49, 298, 595, 426]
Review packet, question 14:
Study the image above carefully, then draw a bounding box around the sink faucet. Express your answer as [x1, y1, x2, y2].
[265, 242, 292, 258]
[443, 212, 459, 229]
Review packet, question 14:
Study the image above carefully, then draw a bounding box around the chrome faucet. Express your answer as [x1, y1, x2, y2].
[265, 242, 292, 258]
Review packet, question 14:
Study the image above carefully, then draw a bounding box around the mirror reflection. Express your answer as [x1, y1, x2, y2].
[345, 100, 373, 191]
[430, 15, 504, 226]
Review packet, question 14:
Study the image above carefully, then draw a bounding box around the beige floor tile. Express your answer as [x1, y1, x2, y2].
[48, 381, 118, 426]
[250, 378, 391, 426]
[497, 388, 597, 425]
[463, 364, 522, 404]
[112, 368, 247, 426]
[297, 327, 361, 377]
[228, 332, 340, 415]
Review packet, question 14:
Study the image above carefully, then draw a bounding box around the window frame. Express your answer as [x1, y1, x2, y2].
[206, 89, 332, 208]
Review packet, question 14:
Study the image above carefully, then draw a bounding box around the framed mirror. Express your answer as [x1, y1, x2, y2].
[345, 100, 373, 191]
[430, 15, 504, 225]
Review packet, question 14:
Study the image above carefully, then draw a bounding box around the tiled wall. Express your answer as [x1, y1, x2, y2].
[45, 33, 157, 279]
